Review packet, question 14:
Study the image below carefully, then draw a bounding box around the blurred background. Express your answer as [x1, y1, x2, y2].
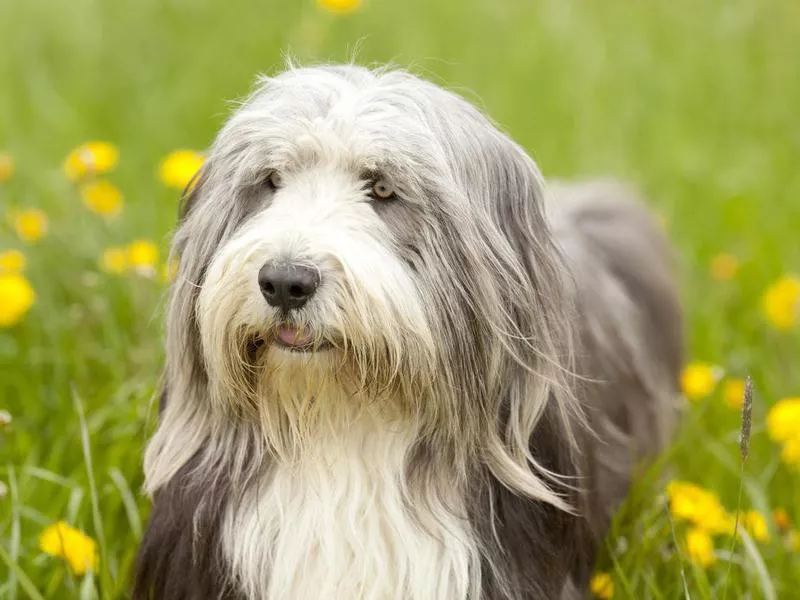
[1, 0, 799, 598]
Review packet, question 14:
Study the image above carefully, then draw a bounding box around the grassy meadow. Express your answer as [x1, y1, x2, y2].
[1, 0, 799, 597]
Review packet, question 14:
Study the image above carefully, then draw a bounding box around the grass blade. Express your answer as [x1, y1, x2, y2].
[23, 466, 77, 489]
[6, 464, 21, 600]
[0, 545, 46, 600]
[738, 528, 777, 600]
[664, 496, 692, 600]
[108, 468, 142, 540]
[723, 376, 754, 598]
[79, 570, 99, 600]
[72, 389, 112, 600]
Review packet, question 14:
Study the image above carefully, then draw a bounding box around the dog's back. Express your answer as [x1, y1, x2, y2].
[546, 179, 683, 540]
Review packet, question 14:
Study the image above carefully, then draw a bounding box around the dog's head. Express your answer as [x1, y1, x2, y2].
[153, 65, 578, 504]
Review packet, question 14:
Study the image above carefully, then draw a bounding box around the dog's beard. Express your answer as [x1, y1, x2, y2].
[195, 214, 438, 460]
[207, 316, 436, 462]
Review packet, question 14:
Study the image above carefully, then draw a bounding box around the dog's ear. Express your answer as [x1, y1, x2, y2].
[485, 144, 562, 291]
[474, 136, 575, 363]
[459, 131, 585, 511]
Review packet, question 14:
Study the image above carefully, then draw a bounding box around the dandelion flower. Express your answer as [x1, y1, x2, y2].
[710, 253, 739, 281]
[773, 508, 791, 532]
[680, 362, 722, 401]
[0, 249, 25, 274]
[100, 247, 128, 274]
[685, 527, 716, 567]
[743, 510, 770, 542]
[127, 240, 159, 275]
[780, 437, 800, 469]
[318, 0, 362, 14]
[766, 398, 800, 443]
[0, 152, 13, 182]
[81, 179, 123, 218]
[667, 481, 733, 535]
[762, 275, 800, 331]
[63, 141, 119, 181]
[590, 572, 614, 599]
[39, 521, 98, 576]
[159, 150, 204, 190]
[13, 209, 48, 243]
[722, 379, 746, 410]
[0, 273, 36, 327]
[766, 398, 800, 469]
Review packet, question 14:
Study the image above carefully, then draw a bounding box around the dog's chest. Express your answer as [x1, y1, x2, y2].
[222, 420, 479, 600]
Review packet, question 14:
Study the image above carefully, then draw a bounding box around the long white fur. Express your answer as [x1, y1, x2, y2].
[222, 393, 480, 600]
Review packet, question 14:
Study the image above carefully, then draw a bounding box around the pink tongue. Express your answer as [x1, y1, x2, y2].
[277, 326, 311, 347]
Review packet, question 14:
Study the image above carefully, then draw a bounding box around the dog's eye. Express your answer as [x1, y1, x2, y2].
[264, 171, 282, 190]
[370, 179, 395, 200]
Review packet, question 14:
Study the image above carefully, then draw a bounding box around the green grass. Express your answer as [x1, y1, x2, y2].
[1, 0, 799, 597]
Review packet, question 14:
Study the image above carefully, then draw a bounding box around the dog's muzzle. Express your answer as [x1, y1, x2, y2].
[256, 261, 331, 352]
[258, 262, 320, 312]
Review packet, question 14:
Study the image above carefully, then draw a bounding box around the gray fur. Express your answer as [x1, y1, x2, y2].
[135, 64, 682, 600]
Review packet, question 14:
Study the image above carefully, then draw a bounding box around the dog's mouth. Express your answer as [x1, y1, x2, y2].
[247, 325, 333, 358]
[274, 325, 332, 352]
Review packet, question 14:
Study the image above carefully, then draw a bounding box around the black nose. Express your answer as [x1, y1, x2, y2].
[258, 263, 320, 311]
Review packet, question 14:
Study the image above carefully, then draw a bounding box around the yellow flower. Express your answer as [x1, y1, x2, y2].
[722, 379, 746, 410]
[159, 150, 204, 190]
[38, 521, 98, 576]
[762, 275, 800, 331]
[0, 273, 36, 327]
[742, 510, 770, 542]
[127, 240, 159, 275]
[81, 179, 123, 218]
[318, 0, 362, 14]
[590, 572, 614, 599]
[63, 141, 119, 181]
[680, 362, 722, 401]
[0, 152, 14, 182]
[0, 249, 25, 274]
[685, 527, 716, 567]
[667, 481, 733, 535]
[766, 398, 800, 443]
[767, 399, 800, 468]
[780, 437, 800, 469]
[773, 508, 791, 532]
[13, 209, 48, 243]
[710, 253, 739, 281]
[100, 247, 128, 274]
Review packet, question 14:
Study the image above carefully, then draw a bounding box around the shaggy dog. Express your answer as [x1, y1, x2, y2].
[134, 64, 682, 600]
